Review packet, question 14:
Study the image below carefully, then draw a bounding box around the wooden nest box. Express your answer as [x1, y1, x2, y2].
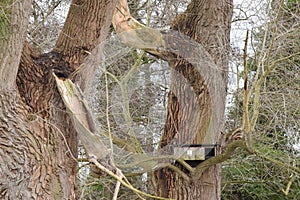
[173, 144, 217, 167]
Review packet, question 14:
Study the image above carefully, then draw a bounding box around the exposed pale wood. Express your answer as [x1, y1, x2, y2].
[54, 73, 109, 159]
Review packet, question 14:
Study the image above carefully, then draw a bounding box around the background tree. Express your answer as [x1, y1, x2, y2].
[223, 0, 300, 199]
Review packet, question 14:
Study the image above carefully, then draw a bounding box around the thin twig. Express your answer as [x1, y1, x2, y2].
[89, 157, 174, 200]
[112, 169, 123, 200]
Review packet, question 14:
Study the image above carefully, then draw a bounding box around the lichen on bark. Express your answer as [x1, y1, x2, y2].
[0, 0, 11, 40]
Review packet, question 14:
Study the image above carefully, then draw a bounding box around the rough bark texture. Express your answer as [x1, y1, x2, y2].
[0, 0, 31, 90]
[0, 0, 117, 199]
[156, 0, 233, 199]
[11, 43, 78, 199]
[55, 0, 117, 93]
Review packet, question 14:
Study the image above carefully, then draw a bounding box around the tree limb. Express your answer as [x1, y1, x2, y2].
[112, 0, 226, 146]
[54, 73, 109, 159]
[193, 140, 246, 180]
[0, 0, 32, 90]
[90, 157, 174, 200]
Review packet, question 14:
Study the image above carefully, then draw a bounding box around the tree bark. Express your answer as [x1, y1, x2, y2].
[0, 0, 31, 90]
[111, 0, 232, 198]
[156, 0, 233, 199]
[0, 0, 117, 199]
[55, 0, 117, 93]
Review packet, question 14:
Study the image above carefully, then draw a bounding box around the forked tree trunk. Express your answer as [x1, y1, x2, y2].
[155, 0, 233, 199]
[0, 0, 116, 199]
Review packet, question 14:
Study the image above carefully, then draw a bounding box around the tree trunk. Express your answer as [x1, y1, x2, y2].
[155, 0, 233, 199]
[0, 0, 31, 90]
[0, 0, 116, 199]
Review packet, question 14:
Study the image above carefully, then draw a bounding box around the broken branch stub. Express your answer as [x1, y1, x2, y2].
[54, 73, 109, 159]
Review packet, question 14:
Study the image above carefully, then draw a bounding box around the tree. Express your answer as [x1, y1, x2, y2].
[112, 0, 233, 199]
[1, 0, 234, 199]
[154, 1, 233, 199]
[0, 0, 116, 199]
[223, 0, 300, 199]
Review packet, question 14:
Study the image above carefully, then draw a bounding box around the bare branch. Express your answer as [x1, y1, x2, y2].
[90, 157, 174, 200]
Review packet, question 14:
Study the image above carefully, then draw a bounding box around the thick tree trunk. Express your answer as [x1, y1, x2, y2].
[0, 0, 31, 90]
[1, 40, 78, 199]
[0, 92, 78, 200]
[0, 0, 117, 199]
[156, 0, 233, 199]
